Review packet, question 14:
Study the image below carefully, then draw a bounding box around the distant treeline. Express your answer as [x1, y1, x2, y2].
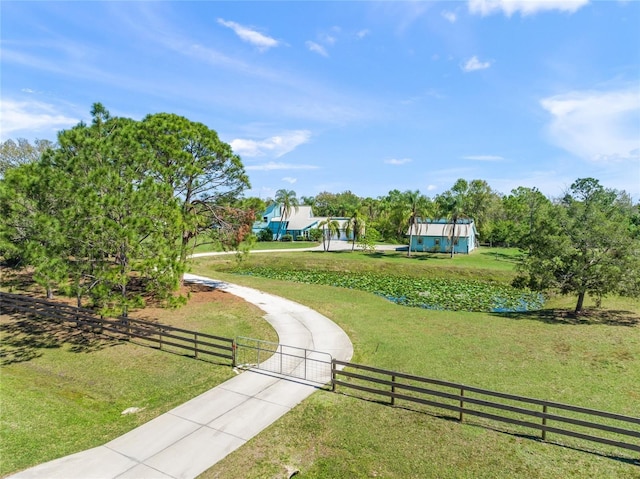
[241, 179, 639, 247]
[2, 108, 639, 315]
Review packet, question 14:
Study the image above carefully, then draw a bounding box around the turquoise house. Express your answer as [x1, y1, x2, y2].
[252, 202, 283, 237]
[407, 219, 478, 254]
[252, 203, 350, 240]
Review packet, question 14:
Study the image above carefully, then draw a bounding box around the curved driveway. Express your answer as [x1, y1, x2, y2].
[11, 274, 353, 479]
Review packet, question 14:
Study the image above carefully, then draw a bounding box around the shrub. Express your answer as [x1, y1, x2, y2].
[280, 234, 293, 242]
[357, 227, 380, 253]
[308, 228, 323, 242]
[257, 228, 273, 242]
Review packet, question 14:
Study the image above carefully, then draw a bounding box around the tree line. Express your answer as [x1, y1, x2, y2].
[247, 181, 640, 314]
[0, 104, 253, 316]
[2, 107, 639, 315]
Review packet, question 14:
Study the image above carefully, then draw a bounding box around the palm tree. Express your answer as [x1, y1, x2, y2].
[274, 189, 299, 240]
[405, 190, 430, 257]
[346, 210, 365, 251]
[436, 179, 469, 258]
[447, 202, 466, 258]
[318, 217, 340, 251]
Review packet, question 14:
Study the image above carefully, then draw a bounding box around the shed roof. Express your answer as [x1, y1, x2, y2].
[407, 222, 476, 237]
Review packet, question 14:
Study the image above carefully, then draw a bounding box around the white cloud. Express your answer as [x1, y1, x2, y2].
[320, 33, 337, 46]
[0, 99, 78, 140]
[306, 27, 341, 57]
[427, 184, 437, 191]
[540, 87, 640, 163]
[245, 186, 277, 200]
[282, 177, 297, 184]
[462, 155, 504, 161]
[384, 158, 412, 165]
[356, 29, 370, 39]
[306, 41, 328, 57]
[230, 130, 312, 158]
[217, 18, 280, 51]
[442, 10, 457, 23]
[468, 0, 589, 17]
[245, 162, 319, 171]
[462, 56, 492, 72]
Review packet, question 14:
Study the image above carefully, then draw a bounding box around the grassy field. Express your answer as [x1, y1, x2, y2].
[190, 248, 640, 478]
[0, 284, 277, 476]
[192, 247, 523, 281]
[192, 239, 320, 254]
[2, 247, 639, 478]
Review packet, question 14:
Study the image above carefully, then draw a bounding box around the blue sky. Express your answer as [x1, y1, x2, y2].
[2, 1, 639, 201]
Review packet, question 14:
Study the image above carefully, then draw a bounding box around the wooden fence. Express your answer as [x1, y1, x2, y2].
[332, 359, 640, 456]
[3, 291, 639, 458]
[0, 292, 235, 365]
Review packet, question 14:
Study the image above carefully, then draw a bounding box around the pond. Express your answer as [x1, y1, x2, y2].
[236, 268, 544, 313]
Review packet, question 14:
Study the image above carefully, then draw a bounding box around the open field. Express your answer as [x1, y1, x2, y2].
[191, 239, 320, 254]
[190, 249, 640, 478]
[0, 283, 276, 477]
[1, 247, 638, 478]
[193, 247, 524, 281]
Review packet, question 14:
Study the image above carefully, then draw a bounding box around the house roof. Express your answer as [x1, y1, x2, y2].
[407, 222, 476, 237]
[273, 206, 314, 230]
[272, 205, 351, 231]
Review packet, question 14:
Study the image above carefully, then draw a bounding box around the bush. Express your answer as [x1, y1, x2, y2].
[357, 226, 381, 253]
[308, 228, 323, 242]
[257, 228, 273, 242]
[280, 234, 293, 242]
[295, 235, 306, 241]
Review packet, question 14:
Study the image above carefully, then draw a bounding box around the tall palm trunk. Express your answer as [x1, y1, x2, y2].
[322, 226, 327, 251]
[450, 219, 457, 258]
[407, 216, 414, 258]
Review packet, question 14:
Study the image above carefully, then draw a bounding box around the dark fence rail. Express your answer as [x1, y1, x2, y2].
[332, 359, 640, 455]
[4, 292, 639, 458]
[0, 292, 235, 365]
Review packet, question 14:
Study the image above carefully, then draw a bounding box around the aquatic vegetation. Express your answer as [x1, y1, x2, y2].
[236, 268, 544, 313]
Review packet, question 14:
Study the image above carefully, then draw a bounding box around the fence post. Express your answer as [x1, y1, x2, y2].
[391, 375, 396, 405]
[232, 339, 237, 368]
[304, 349, 308, 380]
[280, 344, 283, 374]
[459, 387, 465, 422]
[159, 327, 163, 351]
[542, 405, 548, 441]
[331, 359, 336, 392]
[194, 333, 198, 359]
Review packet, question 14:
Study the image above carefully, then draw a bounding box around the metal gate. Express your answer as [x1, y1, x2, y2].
[234, 336, 333, 385]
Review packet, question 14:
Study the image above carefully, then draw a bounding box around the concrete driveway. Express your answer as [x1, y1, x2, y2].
[10, 274, 353, 479]
[190, 240, 405, 258]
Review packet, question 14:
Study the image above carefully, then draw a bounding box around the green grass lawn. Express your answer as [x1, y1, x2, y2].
[192, 246, 523, 282]
[190, 249, 640, 478]
[191, 240, 320, 254]
[0, 286, 277, 476]
[2, 247, 638, 478]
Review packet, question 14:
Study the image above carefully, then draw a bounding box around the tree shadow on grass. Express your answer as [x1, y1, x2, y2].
[0, 266, 41, 294]
[0, 312, 120, 366]
[490, 309, 639, 327]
